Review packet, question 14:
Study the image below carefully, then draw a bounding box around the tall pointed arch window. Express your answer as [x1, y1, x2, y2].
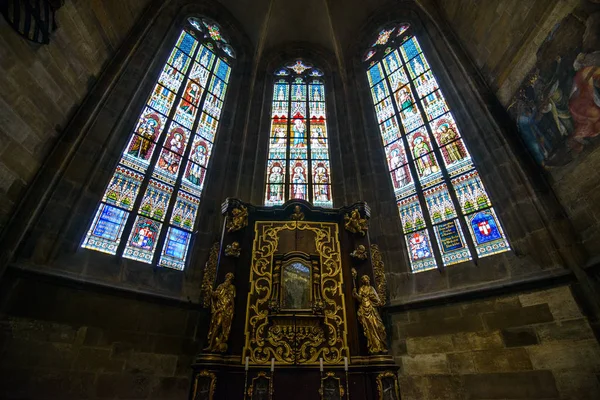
[364, 24, 510, 272]
[82, 17, 236, 270]
[265, 61, 332, 207]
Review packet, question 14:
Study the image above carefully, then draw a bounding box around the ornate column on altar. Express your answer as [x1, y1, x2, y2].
[190, 199, 400, 400]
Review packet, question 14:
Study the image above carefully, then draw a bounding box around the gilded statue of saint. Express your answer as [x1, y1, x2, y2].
[353, 275, 387, 353]
[205, 272, 236, 353]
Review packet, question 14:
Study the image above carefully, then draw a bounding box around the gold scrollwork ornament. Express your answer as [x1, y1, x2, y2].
[205, 272, 236, 353]
[344, 209, 368, 236]
[201, 242, 220, 308]
[352, 275, 387, 354]
[371, 244, 387, 305]
[224, 241, 241, 257]
[226, 205, 248, 233]
[350, 244, 368, 260]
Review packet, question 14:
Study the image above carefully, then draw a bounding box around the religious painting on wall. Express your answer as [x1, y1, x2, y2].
[508, 0, 600, 168]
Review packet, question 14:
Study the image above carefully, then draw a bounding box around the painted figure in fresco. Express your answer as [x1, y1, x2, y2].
[515, 100, 551, 165]
[438, 124, 465, 163]
[412, 136, 437, 175]
[352, 275, 387, 354]
[292, 118, 306, 146]
[128, 116, 158, 159]
[292, 165, 306, 198]
[268, 165, 284, 201]
[568, 52, 600, 151]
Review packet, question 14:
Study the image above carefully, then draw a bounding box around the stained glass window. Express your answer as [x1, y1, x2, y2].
[364, 24, 509, 272]
[82, 18, 235, 270]
[264, 61, 333, 207]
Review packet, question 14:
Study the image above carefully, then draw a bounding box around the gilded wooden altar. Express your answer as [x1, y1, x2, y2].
[190, 199, 400, 400]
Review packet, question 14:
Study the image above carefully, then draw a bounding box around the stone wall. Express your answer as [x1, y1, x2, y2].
[391, 285, 600, 399]
[0, 271, 203, 399]
[0, 0, 151, 231]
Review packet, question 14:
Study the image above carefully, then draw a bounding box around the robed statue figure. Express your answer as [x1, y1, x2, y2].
[205, 272, 236, 353]
[353, 275, 387, 353]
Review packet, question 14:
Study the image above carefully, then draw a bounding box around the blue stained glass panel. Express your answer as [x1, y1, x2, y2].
[265, 159, 286, 206]
[214, 58, 231, 83]
[208, 76, 227, 100]
[397, 195, 425, 233]
[371, 81, 389, 104]
[102, 166, 144, 211]
[196, 45, 216, 70]
[467, 208, 510, 257]
[133, 108, 167, 142]
[313, 185, 332, 207]
[383, 50, 402, 74]
[167, 47, 191, 73]
[123, 216, 163, 263]
[309, 84, 325, 101]
[121, 134, 157, 172]
[379, 116, 402, 145]
[434, 219, 472, 266]
[82, 204, 129, 254]
[399, 36, 422, 62]
[367, 63, 385, 87]
[405, 229, 437, 272]
[290, 159, 308, 200]
[291, 81, 307, 101]
[196, 112, 218, 142]
[159, 227, 192, 270]
[158, 65, 185, 93]
[406, 53, 430, 79]
[148, 84, 176, 116]
[171, 191, 200, 230]
[175, 31, 198, 55]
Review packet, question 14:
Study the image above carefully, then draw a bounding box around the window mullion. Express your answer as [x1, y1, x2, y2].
[286, 77, 292, 203]
[306, 80, 312, 204]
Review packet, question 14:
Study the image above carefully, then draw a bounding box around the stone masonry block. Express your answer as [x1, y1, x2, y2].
[451, 331, 504, 351]
[472, 348, 533, 373]
[406, 334, 454, 355]
[399, 374, 464, 400]
[483, 304, 554, 330]
[553, 370, 600, 400]
[401, 315, 484, 338]
[519, 286, 583, 320]
[536, 319, 595, 343]
[501, 327, 539, 347]
[401, 353, 449, 375]
[447, 352, 476, 374]
[463, 370, 559, 399]
[527, 341, 600, 371]
[125, 352, 178, 377]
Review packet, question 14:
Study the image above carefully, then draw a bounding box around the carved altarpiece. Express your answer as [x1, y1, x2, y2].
[191, 199, 399, 400]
